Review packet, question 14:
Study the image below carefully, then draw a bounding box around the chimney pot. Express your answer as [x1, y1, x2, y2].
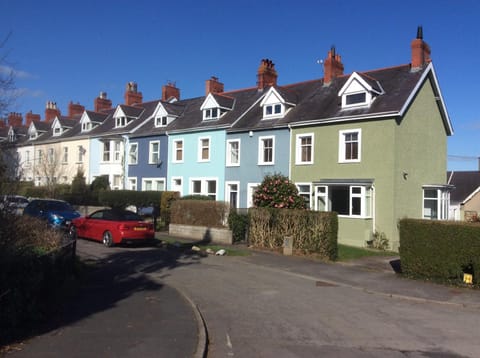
[257, 58, 278, 89]
[205, 76, 224, 95]
[411, 26, 431, 70]
[125, 81, 143, 106]
[162, 82, 180, 101]
[323, 46, 344, 85]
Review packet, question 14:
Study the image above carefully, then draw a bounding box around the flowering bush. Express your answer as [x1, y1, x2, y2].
[253, 173, 306, 209]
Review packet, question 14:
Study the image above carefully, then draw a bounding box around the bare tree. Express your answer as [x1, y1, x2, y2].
[0, 32, 16, 119]
[34, 147, 66, 197]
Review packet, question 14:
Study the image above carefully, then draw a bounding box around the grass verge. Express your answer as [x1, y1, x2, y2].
[337, 244, 397, 261]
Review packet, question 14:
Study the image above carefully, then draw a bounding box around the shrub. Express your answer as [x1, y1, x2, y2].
[249, 208, 338, 260]
[399, 219, 480, 286]
[160, 191, 180, 228]
[170, 200, 229, 228]
[228, 209, 249, 243]
[367, 231, 390, 251]
[180, 194, 213, 201]
[253, 173, 306, 209]
[98, 190, 162, 210]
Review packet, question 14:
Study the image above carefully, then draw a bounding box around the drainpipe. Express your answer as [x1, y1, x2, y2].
[288, 124, 292, 179]
[371, 185, 376, 236]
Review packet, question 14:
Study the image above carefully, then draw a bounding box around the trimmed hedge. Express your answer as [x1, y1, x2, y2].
[160, 191, 180, 227]
[249, 208, 338, 260]
[228, 209, 249, 243]
[170, 200, 229, 228]
[399, 219, 480, 285]
[98, 190, 162, 209]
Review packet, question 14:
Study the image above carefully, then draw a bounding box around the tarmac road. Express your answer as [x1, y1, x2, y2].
[5, 237, 480, 357]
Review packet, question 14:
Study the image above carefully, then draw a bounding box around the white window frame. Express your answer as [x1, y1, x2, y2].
[203, 108, 220, 120]
[171, 176, 183, 196]
[295, 133, 314, 165]
[47, 148, 55, 164]
[114, 140, 122, 162]
[62, 147, 68, 164]
[115, 116, 127, 128]
[198, 137, 210, 162]
[77, 146, 85, 163]
[315, 184, 372, 218]
[225, 181, 240, 208]
[155, 116, 168, 127]
[149, 140, 160, 164]
[53, 126, 62, 136]
[172, 139, 184, 163]
[339, 129, 361, 163]
[112, 175, 122, 190]
[423, 187, 450, 220]
[189, 178, 218, 200]
[296, 183, 312, 209]
[247, 183, 260, 208]
[37, 149, 43, 164]
[263, 103, 284, 119]
[129, 143, 138, 165]
[142, 177, 166, 191]
[258, 135, 275, 165]
[128, 177, 137, 190]
[226, 139, 240, 166]
[102, 141, 111, 162]
[82, 121, 92, 132]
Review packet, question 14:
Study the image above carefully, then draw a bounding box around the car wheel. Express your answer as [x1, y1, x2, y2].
[103, 231, 114, 247]
[68, 225, 77, 240]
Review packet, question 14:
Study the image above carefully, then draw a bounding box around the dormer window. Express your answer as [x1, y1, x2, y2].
[204, 108, 219, 120]
[338, 72, 384, 110]
[82, 122, 92, 132]
[116, 116, 127, 127]
[53, 126, 62, 136]
[346, 92, 366, 106]
[29, 132, 38, 140]
[260, 87, 292, 120]
[8, 131, 15, 142]
[264, 103, 283, 118]
[200, 93, 233, 121]
[155, 116, 168, 127]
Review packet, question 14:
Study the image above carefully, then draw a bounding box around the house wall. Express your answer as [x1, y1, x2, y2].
[225, 128, 290, 208]
[128, 134, 168, 190]
[463, 193, 480, 214]
[291, 119, 397, 248]
[167, 129, 226, 200]
[393, 77, 448, 248]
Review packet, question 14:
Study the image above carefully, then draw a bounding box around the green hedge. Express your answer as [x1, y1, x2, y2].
[170, 200, 229, 228]
[399, 219, 480, 285]
[228, 209, 249, 243]
[98, 190, 162, 209]
[249, 208, 338, 260]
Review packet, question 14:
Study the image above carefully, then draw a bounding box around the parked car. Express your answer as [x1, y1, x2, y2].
[23, 199, 81, 231]
[0, 195, 30, 215]
[69, 209, 155, 247]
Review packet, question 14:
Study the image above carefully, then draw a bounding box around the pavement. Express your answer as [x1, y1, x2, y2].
[3, 235, 480, 357]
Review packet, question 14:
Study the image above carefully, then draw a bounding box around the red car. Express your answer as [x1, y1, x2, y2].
[70, 209, 155, 247]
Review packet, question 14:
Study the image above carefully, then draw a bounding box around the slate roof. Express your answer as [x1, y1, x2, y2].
[447, 171, 480, 205]
[85, 110, 109, 124]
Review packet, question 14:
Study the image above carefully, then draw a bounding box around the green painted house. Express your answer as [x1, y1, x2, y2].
[288, 28, 453, 250]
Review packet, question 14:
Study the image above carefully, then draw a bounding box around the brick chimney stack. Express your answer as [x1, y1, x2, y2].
[205, 76, 224, 95]
[68, 101, 85, 117]
[94, 92, 112, 112]
[411, 26, 431, 70]
[323, 46, 344, 85]
[162, 82, 180, 101]
[45, 101, 60, 122]
[257, 59, 278, 89]
[8, 112, 23, 127]
[124, 81, 143, 106]
[25, 111, 41, 127]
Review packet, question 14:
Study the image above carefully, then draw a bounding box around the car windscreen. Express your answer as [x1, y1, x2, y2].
[46, 201, 73, 211]
[111, 211, 143, 221]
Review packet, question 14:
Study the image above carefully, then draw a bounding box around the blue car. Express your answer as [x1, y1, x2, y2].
[23, 199, 81, 231]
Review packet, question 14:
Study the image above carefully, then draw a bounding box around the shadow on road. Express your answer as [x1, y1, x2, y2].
[3, 239, 207, 349]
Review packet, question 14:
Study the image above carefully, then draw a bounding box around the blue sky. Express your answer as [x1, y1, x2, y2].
[1, 0, 478, 171]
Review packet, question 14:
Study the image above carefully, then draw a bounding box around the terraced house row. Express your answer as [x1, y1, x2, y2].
[0, 28, 453, 250]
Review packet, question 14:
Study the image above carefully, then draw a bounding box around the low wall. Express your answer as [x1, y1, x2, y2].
[169, 224, 232, 245]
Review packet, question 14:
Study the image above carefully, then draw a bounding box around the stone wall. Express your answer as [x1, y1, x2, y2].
[169, 224, 232, 245]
